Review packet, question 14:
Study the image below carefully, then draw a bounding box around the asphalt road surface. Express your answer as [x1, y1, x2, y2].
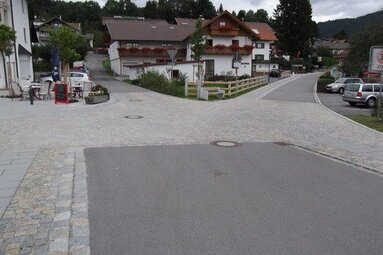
[85, 143, 383, 255]
[317, 92, 372, 117]
[262, 73, 319, 102]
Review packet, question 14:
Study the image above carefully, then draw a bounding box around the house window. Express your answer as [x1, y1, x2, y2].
[219, 20, 226, 26]
[172, 69, 180, 79]
[23, 28, 27, 43]
[232, 40, 239, 46]
[256, 43, 265, 49]
[254, 55, 264, 61]
[206, 39, 213, 46]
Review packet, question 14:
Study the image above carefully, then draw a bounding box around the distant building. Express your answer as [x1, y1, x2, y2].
[314, 39, 350, 63]
[103, 11, 277, 80]
[33, 17, 82, 45]
[0, 0, 33, 89]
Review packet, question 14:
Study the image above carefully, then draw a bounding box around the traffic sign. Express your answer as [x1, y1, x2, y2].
[368, 46, 383, 73]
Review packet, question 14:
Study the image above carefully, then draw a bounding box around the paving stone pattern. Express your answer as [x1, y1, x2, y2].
[0, 148, 90, 255]
[0, 73, 383, 254]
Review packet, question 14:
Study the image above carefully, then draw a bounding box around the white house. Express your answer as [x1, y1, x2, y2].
[244, 22, 279, 74]
[0, 0, 33, 90]
[104, 11, 261, 80]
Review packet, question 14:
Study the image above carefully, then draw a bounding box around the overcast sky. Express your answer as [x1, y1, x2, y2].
[96, 0, 383, 22]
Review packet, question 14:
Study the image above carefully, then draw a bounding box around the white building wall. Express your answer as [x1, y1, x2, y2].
[109, 41, 120, 61]
[126, 62, 198, 80]
[0, 0, 33, 88]
[110, 59, 121, 75]
[12, 0, 32, 80]
[202, 55, 252, 76]
[205, 36, 252, 47]
[253, 41, 271, 61]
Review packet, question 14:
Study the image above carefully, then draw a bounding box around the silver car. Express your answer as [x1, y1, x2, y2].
[342, 83, 383, 108]
[326, 78, 363, 94]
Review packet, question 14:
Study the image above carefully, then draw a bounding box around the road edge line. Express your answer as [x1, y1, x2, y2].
[313, 82, 383, 136]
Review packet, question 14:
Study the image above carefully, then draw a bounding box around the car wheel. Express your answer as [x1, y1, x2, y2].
[349, 102, 356, 106]
[338, 87, 344, 94]
[367, 98, 376, 108]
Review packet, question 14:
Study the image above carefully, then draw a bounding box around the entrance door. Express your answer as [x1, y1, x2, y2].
[205, 60, 214, 78]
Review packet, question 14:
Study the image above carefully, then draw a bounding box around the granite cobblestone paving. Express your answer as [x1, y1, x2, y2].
[0, 73, 383, 254]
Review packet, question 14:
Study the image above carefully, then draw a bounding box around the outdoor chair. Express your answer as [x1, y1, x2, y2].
[81, 81, 93, 98]
[39, 81, 50, 100]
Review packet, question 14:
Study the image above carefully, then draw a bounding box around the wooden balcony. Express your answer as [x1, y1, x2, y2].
[209, 27, 239, 37]
[118, 48, 187, 58]
[204, 46, 252, 55]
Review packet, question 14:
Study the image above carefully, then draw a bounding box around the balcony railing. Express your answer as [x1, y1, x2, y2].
[118, 47, 187, 58]
[209, 27, 240, 37]
[204, 45, 253, 55]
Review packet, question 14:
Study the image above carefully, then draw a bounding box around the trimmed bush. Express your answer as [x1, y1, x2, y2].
[138, 71, 184, 97]
[317, 78, 335, 92]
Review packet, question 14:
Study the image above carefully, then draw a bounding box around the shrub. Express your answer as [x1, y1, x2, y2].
[91, 84, 108, 95]
[138, 71, 184, 97]
[317, 78, 334, 92]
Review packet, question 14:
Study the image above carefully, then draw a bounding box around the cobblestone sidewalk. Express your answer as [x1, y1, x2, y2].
[0, 148, 89, 255]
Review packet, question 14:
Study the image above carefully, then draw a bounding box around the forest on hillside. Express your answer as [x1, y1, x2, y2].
[317, 10, 383, 39]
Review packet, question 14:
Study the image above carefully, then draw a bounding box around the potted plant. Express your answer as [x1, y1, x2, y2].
[84, 84, 109, 104]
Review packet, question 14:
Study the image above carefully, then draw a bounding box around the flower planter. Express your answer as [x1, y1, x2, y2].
[84, 94, 109, 104]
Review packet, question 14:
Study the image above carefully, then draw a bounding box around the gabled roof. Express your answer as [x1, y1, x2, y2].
[202, 11, 260, 40]
[35, 17, 81, 33]
[245, 22, 277, 41]
[314, 39, 350, 50]
[105, 19, 194, 42]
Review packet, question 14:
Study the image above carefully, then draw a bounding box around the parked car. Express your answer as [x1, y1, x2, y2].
[342, 83, 383, 108]
[325, 78, 363, 94]
[40, 72, 92, 85]
[269, 69, 280, 77]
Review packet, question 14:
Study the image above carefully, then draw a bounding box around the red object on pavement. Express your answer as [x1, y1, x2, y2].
[55, 83, 69, 104]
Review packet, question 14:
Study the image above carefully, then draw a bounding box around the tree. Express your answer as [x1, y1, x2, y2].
[217, 4, 223, 14]
[190, 17, 205, 98]
[343, 23, 383, 74]
[255, 9, 268, 23]
[237, 10, 246, 21]
[48, 27, 88, 83]
[273, 0, 316, 58]
[0, 24, 16, 88]
[144, 1, 160, 19]
[333, 29, 348, 40]
[194, 0, 216, 19]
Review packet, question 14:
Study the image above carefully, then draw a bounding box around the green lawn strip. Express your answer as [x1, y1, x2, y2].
[349, 115, 383, 132]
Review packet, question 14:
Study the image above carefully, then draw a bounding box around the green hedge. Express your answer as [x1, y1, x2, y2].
[317, 78, 335, 92]
[138, 71, 184, 97]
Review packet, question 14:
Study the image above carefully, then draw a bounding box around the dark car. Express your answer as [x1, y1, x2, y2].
[269, 69, 280, 77]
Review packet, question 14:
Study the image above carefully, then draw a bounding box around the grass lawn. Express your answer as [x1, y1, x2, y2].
[349, 115, 383, 132]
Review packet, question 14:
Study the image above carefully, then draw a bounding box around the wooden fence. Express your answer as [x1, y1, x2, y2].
[186, 75, 268, 98]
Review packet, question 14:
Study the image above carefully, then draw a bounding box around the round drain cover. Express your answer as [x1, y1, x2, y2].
[129, 99, 142, 102]
[210, 141, 239, 147]
[124, 115, 143, 119]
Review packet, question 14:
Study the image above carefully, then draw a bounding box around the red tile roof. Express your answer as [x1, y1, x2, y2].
[245, 22, 277, 41]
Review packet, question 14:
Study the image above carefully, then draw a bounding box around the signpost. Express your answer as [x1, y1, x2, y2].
[368, 46, 383, 119]
[232, 52, 242, 96]
[167, 48, 177, 79]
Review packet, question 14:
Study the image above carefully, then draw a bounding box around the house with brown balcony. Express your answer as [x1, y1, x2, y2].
[34, 17, 82, 45]
[104, 11, 261, 79]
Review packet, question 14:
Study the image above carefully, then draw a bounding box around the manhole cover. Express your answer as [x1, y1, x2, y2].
[124, 115, 143, 119]
[210, 141, 240, 147]
[129, 99, 142, 102]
